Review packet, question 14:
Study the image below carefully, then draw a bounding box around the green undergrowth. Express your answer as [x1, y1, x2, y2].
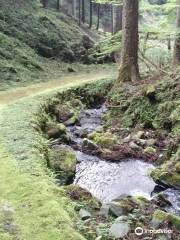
[108, 76, 180, 187]
[0, 77, 114, 239]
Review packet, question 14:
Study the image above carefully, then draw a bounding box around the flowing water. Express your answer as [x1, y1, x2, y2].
[65, 105, 179, 214]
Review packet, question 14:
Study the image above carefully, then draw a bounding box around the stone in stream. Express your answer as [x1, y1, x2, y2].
[79, 208, 91, 220]
[82, 138, 99, 152]
[99, 203, 110, 218]
[109, 197, 135, 217]
[109, 216, 130, 239]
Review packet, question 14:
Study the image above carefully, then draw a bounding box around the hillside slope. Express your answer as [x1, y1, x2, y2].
[0, 0, 93, 89]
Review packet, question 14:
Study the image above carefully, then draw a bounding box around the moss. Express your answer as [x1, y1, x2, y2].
[48, 147, 76, 183]
[144, 146, 157, 154]
[90, 132, 118, 148]
[45, 122, 66, 139]
[151, 159, 180, 188]
[152, 210, 180, 230]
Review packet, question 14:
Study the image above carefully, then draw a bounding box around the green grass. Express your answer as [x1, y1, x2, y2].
[0, 76, 114, 239]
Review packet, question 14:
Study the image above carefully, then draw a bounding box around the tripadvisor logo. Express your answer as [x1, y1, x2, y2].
[135, 227, 143, 236]
[135, 227, 173, 236]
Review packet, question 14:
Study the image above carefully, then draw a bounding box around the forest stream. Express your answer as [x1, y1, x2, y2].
[55, 104, 180, 216]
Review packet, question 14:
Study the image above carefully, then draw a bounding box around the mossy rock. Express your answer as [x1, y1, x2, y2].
[90, 132, 118, 148]
[144, 146, 157, 154]
[45, 122, 66, 139]
[65, 185, 100, 210]
[151, 162, 180, 189]
[151, 210, 180, 230]
[48, 147, 76, 183]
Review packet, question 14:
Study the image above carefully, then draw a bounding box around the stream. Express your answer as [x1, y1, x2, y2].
[64, 105, 180, 215]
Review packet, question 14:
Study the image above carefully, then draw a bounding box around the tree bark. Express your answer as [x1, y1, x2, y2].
[42, 0, 47, 8]
[57, 0, 60, 10]
[173, 0, 180, 65]
[72, 0, 77, 18]
[114, 4, 123, 34]
[118, 0, 140, 82]
[78, 0, 81, 26]
[111, 4, 114, 35]
[96, 3, 100, 30]
[89, 0, 93, 28]
[82, 0, 85, 23]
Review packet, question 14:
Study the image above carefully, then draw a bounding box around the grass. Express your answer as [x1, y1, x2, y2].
[0, 75, 115, 240]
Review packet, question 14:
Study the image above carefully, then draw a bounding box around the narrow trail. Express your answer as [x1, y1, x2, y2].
[0, 70, 116, 107]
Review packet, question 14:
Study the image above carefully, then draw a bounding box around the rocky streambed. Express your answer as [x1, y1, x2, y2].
[50, 103, 179, 216]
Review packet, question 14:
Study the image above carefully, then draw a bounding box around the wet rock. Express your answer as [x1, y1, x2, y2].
[64, 115, 79, 126]
[95, 126, 104, 133]
[99, 203, 110, 218]
[74, 127, 88, 138]
[129, 141, 141, 150]
[79, 208, 91, 220]
[109, 218, 130, 239]
[46, 122, 66, 139]
[54, 105, 74, 122]
[82, 139, 99, 152]
[109, 197, 135, 217]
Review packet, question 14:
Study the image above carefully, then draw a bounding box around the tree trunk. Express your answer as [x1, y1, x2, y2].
[89, 0, 93, 28]
[72, 0, 77, 18]
[114, 5, 123, 34]
[78, 0, 81, 26]
[118, 0, 140, 82]
[57, 0, 60, 10]
[173, 0, 180, 65]
[82, 0, 85, 23]
[96, 3, 100, 30]
[111, 4, 114, 35]
[42, 0, 47, 8]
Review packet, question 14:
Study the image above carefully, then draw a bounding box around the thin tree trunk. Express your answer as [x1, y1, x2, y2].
[72, 0, 77, 18]
[173, 0, 180, 65]
[57, 0, 60, 10]
[111, 4, 114, 35]
[42, 0, 47, 8]
[89, 0, 93, 28]
[118, 0, 140, 82]
[96, 3, 100, 30]
[168, 35, 171, 50]
[78, 0, 81, 26]
[114, 4, 123, 34]
[82, 0, 85, 23]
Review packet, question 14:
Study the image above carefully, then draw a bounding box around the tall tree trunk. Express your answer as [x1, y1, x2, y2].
[78, 0, 81, 26]
[72, 0, 77, 18]
[111, 4, 114, 35]
[57, 0, 60, 10]
[82, 0, 85, 23]
[96, 3, 100, 30]
[114, 4, 123, 34]
[173, 0, 180, 65]
[42, 0, 47, 8]
[89, 0, 93, 28]
[118, 0, 140, 82]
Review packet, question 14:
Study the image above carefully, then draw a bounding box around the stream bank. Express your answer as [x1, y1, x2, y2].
[37, 79, 180, 239]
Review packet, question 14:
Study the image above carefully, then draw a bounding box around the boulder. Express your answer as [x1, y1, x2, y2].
[129, 141, 140, 150]
[144, 146, 157, 154]
[99, 204, 110, 218]
[46, 122, 66, 139]
[48, 146, 76, 183]
[79, 208, 91, 220]
[54, 105, 74, 122]
[82, 139, 99, 152]
[109, 198, 135, 217]
[109, 218, 130, 239]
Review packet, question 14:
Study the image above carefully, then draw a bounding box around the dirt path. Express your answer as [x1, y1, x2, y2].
[0, 70, 116, 106]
